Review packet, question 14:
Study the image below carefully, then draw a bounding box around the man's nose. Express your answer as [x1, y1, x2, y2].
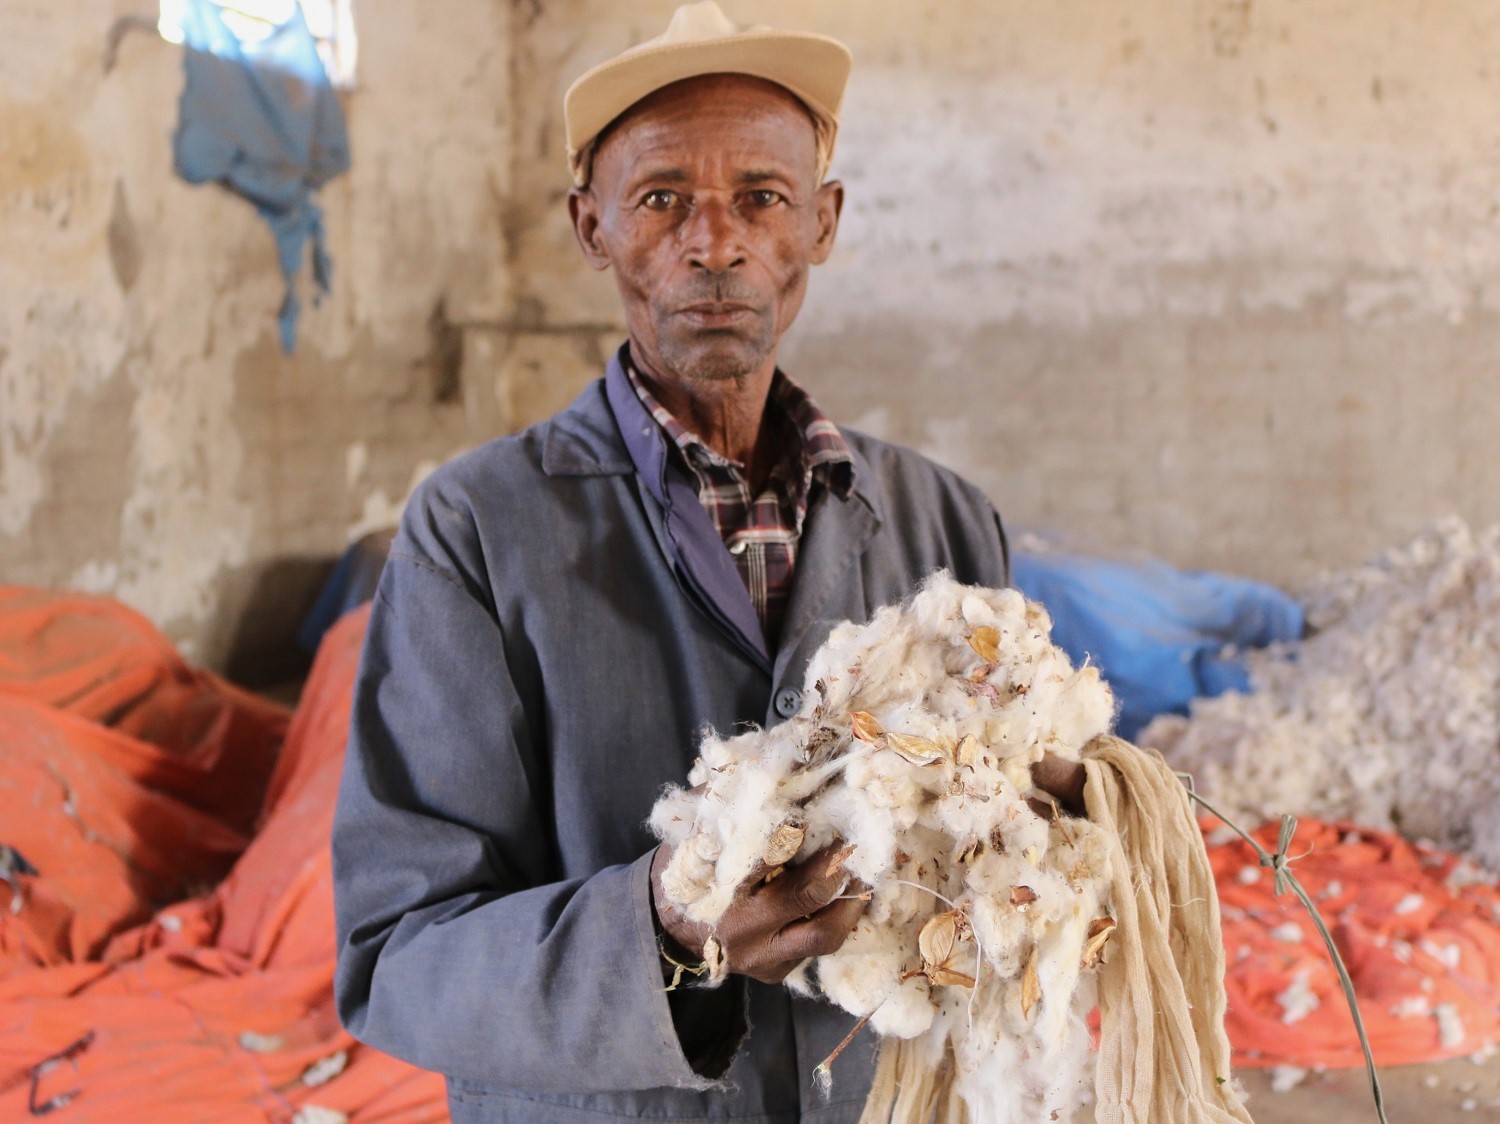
[682, 200, 748, 273]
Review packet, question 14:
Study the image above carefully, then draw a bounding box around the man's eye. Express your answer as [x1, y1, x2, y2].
[642, 190, 678, 210]
[746, 190, 784, 208]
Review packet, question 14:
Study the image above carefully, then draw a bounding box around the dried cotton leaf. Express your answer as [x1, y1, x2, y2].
[1020, 950, 1041, 1019]
[928, 962, 977, 988]
[762, 821, 806, 866]
[1082, 916, 1117, 968]
[955, 734, 980, 767]
[967, 626, 1001, 663]
[885, 732, 946, 766]
[1010, 885, 1039, 911]
[849, 711, 883, 743]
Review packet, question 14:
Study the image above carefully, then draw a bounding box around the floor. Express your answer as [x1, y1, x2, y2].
[1232, 1056, 1500, 1122]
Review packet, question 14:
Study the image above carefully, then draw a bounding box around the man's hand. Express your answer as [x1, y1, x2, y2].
[651, 842, 868, 985]
[1030, 751, 1088, 817]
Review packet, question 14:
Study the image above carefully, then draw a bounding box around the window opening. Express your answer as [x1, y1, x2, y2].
[158, 0, 358, 88]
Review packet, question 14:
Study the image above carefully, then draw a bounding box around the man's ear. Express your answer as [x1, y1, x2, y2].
[568, 187, 612, 271]
[809, 180, 844, 265]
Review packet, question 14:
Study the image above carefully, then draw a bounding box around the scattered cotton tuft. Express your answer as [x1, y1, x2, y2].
[651, 574, 1118, 1123]
[1437, 1003, 1468, 1049]
[1270, 1065, 1309, 1093]
[1144, 518, 1500, 871]
[1276, 971, 1320, 1025]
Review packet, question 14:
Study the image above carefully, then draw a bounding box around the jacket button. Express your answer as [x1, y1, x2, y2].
[774, 688, 802, 718]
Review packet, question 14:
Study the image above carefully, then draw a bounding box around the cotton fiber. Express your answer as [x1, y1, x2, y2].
[651, 574, 1251, 1123]
[1144, 518, 1500, 871]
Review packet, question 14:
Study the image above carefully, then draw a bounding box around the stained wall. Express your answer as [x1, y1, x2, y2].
[0, 0, 515, 669]
[4, 0, 1498, 668]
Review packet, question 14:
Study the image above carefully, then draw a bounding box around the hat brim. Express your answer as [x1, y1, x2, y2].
[564, 31, 852, 169]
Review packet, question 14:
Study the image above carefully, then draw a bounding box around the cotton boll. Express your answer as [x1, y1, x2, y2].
[648, 785, 698, 846]
[649, 572, 1121, 1122]
[818, 921, 907, 1016]
[1030, 905, 1094, 1051]
[966, 895, 1032, 981]
[1051, 666, 1115, 750]
[999, 745, 1045, 799]
[660, 829, 720, 908]
[783, 960, 815, 997]
[870, 972, 936, 1039]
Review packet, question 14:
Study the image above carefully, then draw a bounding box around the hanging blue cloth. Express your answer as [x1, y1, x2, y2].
[1011, 545, 1306, 741]
[173, 0, 350, 351]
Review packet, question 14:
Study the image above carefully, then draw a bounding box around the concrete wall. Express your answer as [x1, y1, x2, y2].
[4, 0, 1499, 671]
[0, 0, 515, 671]
[520, 0, 1500, 586]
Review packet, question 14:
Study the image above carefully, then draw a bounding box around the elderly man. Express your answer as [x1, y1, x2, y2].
[332, 4, 1082, 1121]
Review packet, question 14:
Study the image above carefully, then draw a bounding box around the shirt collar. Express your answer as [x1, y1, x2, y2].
[621, 347, 855, 499]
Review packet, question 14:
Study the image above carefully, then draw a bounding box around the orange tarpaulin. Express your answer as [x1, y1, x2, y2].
[0, 591, 444, 1122]
[0, 588, 1496, 1121]
[1211, 817, 1500, 1070]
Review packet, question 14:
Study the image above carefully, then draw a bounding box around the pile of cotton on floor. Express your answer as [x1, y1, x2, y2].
[1144, 517, 1500, 871]
[650, 575, 1120, 1124]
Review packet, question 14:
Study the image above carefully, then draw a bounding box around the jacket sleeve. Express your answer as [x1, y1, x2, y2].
[331, 546, 743, 1092]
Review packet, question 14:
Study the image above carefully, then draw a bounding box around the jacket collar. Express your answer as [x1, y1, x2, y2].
[539, 361, 637, 478]
[541, 346, 881, 518]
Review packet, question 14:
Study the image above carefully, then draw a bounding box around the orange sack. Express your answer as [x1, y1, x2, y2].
[0, 587, 1495, 1121]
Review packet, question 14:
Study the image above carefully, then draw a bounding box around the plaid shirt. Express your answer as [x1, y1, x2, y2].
[624, 356, 855, 645]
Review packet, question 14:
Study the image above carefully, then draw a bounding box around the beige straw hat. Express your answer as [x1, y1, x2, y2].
[563, 1, 852, 187]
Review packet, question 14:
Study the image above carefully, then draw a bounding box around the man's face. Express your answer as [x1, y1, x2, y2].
[569, 74, 843, 385]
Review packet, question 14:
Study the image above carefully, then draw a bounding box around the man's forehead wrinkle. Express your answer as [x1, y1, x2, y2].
[594, 77, 819, 192]
[617, 137, 805, 194]
[735, 168, 797, 186]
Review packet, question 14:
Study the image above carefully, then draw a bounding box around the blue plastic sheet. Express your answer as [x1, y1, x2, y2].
[173, 0, 350, 351]
[1011, 546, 1305, 740]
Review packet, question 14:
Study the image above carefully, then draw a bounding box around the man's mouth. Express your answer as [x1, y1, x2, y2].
[677, 303, 757, 328]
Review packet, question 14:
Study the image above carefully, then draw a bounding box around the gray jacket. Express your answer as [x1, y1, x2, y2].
[332, 353, 1009, 1122]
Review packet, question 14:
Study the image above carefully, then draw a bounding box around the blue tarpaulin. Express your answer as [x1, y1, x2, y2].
[173, 0, 350, 351]
[1011, 546, 1305, 740]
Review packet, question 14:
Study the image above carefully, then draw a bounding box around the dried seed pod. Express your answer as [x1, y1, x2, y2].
[1082, 916, 1117, 968]
[1010, 885, 1039, 911]
[955, 734, 980, 768]
[918, 909, 976, 988]
[967, 626, 1001, 663]
[886, 732, 946, 766]
[763, 821, 806, 866]
[702, 935, 728, 985]
[850, 711, 883, 743]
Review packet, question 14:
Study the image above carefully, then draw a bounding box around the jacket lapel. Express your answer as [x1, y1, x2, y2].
[772, 467, 882, 686]
[600, 350, 771, 673]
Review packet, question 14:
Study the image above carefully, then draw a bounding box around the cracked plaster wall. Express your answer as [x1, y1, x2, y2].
[0, 0, 519, 670]
[6, 0, 1500, 672]
[515, 0, 1500, 586]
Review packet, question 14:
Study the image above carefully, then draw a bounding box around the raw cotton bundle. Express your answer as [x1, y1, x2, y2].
[1144, 518, 1500, 871]
[651, 574, 1251, 1123]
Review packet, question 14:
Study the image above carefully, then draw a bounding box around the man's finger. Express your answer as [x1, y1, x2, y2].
[1031, 752, 1087, 816]
[767, 894, 868, 963]
[766, 842, 857, 919]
